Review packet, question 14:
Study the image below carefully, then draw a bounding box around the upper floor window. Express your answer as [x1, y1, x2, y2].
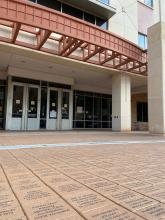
[32, 0, 61, 11]
[139, 0, 153, 7]
[98, 0, 110, 5]
[62, 4, 83, 19]
[138, 33, 148, 49]
[29, 0, 108, 30]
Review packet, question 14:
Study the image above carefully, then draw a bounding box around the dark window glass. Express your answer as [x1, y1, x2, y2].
[0, 85, 5, 129]
[62, 92, 69, 119]
[74, 95, 84, 120]
[94, 121, 101, 128]
[108, 99, 112, 122]
[28, 87, 38, 118]
[137, 102, 148, 122]
[62, 4, 83, 19]
[144, 0, 153, 7]
[138, 33, 148, 49]
[85, 96, 93, 121]
[37, 0, 61, 11]
[96, 17, 108, 30]
[84, 12, 95, 24]
[102, 98, 109, 121]
[99, 0, 110, 5]
[102, 122, 109, 128]
[29, 0, 36, 3]
[73, 91, 112, 129]
[12, 85, 24, 118]
[85, 121, 93, 128]
[40, 87, 47, 129]
[94, 97, 101, 121]
[74, 121, 84, 128]
[49, 90, 58, 119]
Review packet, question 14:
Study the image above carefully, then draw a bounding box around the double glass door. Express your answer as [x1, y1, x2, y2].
[46, 88, 71, 130]
[11, 83, 40, 130]
[10, 83, 71, 130]
[0, 83, 6, 129]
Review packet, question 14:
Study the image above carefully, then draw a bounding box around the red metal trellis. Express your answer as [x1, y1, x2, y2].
[0, 0, 147, 75]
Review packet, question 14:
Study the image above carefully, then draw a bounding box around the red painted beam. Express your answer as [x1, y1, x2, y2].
[11, 22, 21, 43]
[100, 52, 119, 65]
[0, 0, 148, 76]
[114, 58, 132, 69]
[37, 30, 51, 50]
[83, 46, 105, 61]
[59, 37, 77, 56]
[63, 40, 83, 57]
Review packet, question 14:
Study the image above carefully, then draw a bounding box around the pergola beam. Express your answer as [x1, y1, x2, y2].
[11, 23, 21, 43]
[59, 37, 77, 56]
[100, 52, 119, 65]
[83, 46, 105, 61]
[37, 30, 51, 50]
[63, 40, 83, 57]
[114, 58, 132, 69]
[0, 0, 148, 76]
[127, 62, 147, 72]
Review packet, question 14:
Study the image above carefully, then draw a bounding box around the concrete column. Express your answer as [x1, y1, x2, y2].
[112, 73, 131, 132]
[148, 21, 165, 133]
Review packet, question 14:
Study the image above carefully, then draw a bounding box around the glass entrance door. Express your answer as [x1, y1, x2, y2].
[11, 84, 24, 130]
[46, 89, 72, 130]
[61, 90, 71, 130]
[11, 83, 40, 130]
[0, 82, 6, 129]
[46, 88, 58, 130]
[26, 86, 40, 130]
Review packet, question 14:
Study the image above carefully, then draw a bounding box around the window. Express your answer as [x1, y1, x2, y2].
[29, 0, 61, 11]
[28, 0, 108, 30]
[138, 33, 148, 49]
[62, 4, 83, 19]
[84, 12, 95, 24]
[96, 17, 108, 30]
[62, 92, 69, 119]
[12, 85, 24, 118]
[28, 87, 38, 118]
[49, 90, 58, 119]
[99, 0, 110, 5]
[137, 102, 148, 122]
[73, 91, 112, 129]
[0, 81, 6, 129]
[40, 87, 47, 129]
[139, 0, 153, 7]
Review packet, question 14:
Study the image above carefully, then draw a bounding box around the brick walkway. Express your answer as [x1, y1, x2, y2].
[0, 131, 165, 219]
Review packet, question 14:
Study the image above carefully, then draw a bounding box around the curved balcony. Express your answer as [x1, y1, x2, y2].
[0, 0, 147, 75]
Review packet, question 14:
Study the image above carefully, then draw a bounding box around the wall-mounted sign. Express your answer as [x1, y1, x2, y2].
[50, 110, 56, 118]
[77, 106, 83, 113]
[31, 101, 35, 106]
[16, 100, 20, 104]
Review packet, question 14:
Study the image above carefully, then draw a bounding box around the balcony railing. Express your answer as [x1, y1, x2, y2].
[0, 0, 147, 75]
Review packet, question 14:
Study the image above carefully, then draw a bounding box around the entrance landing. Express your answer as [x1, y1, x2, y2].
[0, 131, 165, 220]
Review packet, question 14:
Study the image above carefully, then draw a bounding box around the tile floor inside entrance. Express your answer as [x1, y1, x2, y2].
[1, 132, 165, 219]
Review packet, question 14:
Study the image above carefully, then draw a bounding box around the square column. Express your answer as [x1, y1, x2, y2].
[112, 73, 131, 132]
[148, 22, 165, 133]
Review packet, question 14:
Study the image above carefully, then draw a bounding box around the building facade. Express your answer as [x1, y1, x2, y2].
[0, 0, 155, 131]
